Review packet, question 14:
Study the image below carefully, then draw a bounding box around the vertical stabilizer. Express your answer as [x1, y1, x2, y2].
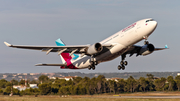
[55, 39, 79, 64]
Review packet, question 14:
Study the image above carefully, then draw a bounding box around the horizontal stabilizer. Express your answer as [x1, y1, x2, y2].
[155, 45, 169, 51]
[35, 63, 66, 66]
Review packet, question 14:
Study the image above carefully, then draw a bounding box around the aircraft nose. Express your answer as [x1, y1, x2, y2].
[149, 21, 158, 31]
[153, 21, 158, 27]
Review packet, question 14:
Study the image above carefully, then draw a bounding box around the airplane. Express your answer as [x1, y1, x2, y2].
[4, 18, 168, 70]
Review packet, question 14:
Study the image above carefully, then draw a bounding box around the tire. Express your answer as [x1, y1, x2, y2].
[122, 65, 125, 70]
[92, 66, 95, 70]
[88, 66, 91, 70]
[124, 61, 128, 65]
[90, 61, 94, 65]
[120, 61, 124, 65]
[118, 65, 121, 70]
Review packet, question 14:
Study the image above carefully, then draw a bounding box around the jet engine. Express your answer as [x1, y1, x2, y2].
[139, 44, 155, 56]
[86, 43, 103, 55]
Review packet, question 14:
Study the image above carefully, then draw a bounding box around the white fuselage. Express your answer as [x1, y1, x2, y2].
[71, 18, 158, 69]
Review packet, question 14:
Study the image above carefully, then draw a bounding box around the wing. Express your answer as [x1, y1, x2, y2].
[4, 42, 89, 55]
[4, 42, 112, 55]
[125, 44, 168, 57]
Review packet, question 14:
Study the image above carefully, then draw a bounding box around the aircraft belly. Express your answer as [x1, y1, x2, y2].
[96, 44, 129, 63]
[99, 53, 121, 62]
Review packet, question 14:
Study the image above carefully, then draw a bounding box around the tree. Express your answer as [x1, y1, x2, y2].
[13, 88, 20, 95]
[78, 86, 86, 95]
[30, 80, 38, 84]
[68, 85, 75, 95]
[38, 83, 51, 95]
[3, 86, 19, 95]
[146, 74, 155, 91]
[38, 75, 49, 83]
[154, 77, 166, 91]
[138, 77, 149, 92]
[116, 79, 126, 93]
[0, 88, 3, 95]
[58, 86, 70, 95]
[0, 79, 7, 88]
[3, 86, 11, 95]
[20, 88, 40, 95]
[67, 79, 74, 86]
[175, 75, 180, 91]
[73, 77, 82, 85]
[6, 82, 12, 87]
[126, 76, 138, 93]
[96, 75, 105, 94]
[167, 76, 176, 91]
[51, 83, 61, 94]
[11, 79, 18, 85]
[89, 77, 97, 94]
[19, 79, 25, 85]
[107, 80, 116, 94]
[146, 74, 154, 81]
[80, 77, 90, 94]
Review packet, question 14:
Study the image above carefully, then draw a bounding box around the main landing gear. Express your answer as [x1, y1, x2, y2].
[118, 54, 128, 70]
[117, 36, 150, 70]
[88, 56, 97, 70]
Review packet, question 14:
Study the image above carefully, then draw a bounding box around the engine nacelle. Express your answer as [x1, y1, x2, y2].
[86, 43, 103, 55]
[139, 44, 155, 56]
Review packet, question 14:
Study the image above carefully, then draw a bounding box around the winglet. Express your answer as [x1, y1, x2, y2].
[4, 42, 12, 47]
[165, 45, 168, 49]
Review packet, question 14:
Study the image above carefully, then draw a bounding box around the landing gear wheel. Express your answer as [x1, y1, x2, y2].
[94, 61, 98, 65]
[118, 65, 121, 70]
[118, 54, 128, 70]
[120, 61, 128, 66]
[90, 61, 94, 65]
[88, 66, 91, 70]
[92, 66, 95, 70]
[122, 65, 125, 70]
[119, 61, 127, 70]
[90, 60, 96, 70]
[120, 61, 124, 65]
[124, 61, 128, 66]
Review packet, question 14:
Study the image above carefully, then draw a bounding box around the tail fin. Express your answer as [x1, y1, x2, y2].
[55, 39, 79, 64]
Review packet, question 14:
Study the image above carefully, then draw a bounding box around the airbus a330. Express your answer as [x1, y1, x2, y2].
[4, 18, 168, 70]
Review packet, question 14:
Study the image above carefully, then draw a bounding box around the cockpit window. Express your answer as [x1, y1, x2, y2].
[146, 19, 154, 22]
[146, 20, 150, 22]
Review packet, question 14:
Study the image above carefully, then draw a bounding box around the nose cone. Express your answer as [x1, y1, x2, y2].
[152, 21, 158, 28]
[148, 21, 158, 33]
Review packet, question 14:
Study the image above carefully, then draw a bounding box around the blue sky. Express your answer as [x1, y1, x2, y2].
[0, 0, 179, 73]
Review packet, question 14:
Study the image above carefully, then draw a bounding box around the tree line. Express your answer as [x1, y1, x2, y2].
[0, 74, 180, 95]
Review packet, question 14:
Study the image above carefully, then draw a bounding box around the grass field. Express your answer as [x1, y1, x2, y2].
[1, 92, 180, 101]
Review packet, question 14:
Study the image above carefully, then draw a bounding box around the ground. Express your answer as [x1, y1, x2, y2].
[1, 92, 180, 101]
